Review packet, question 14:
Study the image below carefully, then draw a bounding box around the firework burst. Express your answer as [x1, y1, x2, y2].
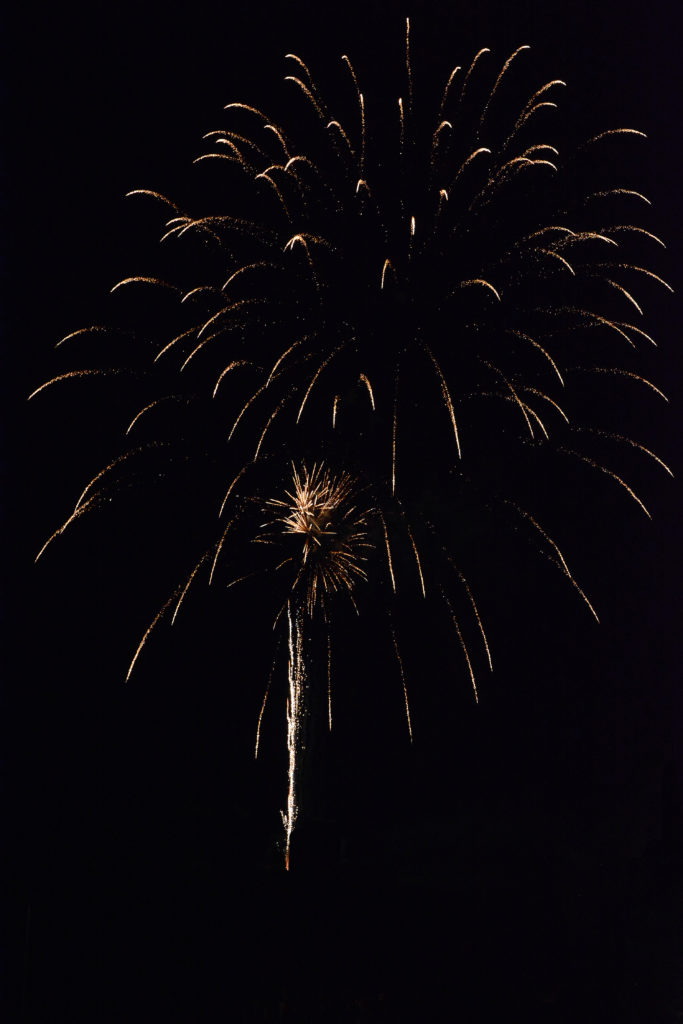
[30, 20, 671, 867]
[264, 462, 372, 618]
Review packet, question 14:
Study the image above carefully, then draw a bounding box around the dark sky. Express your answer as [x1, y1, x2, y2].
[4, 0, 682, 1019]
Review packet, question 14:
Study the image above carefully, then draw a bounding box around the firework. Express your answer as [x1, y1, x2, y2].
[123, 455, 376, 864]
[261, 462, 374, 865]
[31, 21, 671, 867]
[264, 462, 373, 617]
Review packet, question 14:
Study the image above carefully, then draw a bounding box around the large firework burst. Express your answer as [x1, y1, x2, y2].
[30, 20, 672, 866]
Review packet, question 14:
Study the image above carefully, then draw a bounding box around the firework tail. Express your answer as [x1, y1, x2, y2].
[282, 600, 307, 870]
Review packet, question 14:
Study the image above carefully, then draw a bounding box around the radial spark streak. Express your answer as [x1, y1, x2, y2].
[391, 625, 413, 742]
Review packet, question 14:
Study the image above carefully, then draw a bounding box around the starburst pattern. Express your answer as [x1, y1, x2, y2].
[264, 463, 373, 618]
[30, 21, 671, 868]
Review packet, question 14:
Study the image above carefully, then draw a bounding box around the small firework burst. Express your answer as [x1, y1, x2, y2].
[257, 462, 374, 868]
[264, 463, 373, 618]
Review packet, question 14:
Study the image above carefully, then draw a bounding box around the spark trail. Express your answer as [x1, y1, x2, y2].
[283, 602, 306, 871]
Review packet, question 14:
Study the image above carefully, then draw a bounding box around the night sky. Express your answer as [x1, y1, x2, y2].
[4, 0, 683, 1019]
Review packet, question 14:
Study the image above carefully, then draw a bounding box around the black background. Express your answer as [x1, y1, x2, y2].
[4, 0, 683, 1019]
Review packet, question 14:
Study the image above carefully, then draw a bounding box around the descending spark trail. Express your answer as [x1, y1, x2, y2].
[442, 589, 478, 703]
[327, 633, 333, 732]
[28, 369, 122, 399]
[391, 625, 413, 742]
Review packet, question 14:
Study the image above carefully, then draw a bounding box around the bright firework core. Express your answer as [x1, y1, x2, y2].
[266, 463, 373, 618]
